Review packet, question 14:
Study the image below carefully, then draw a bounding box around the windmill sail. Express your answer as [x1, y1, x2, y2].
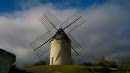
[39, 11, 60, 31]
[30, 31, 53, 57]
[62, 13, 86, 32]
[67, 34, 84, 58]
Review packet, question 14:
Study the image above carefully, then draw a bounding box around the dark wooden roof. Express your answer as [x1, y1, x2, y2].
[0, 48, 16, 63]
[52, 28, 70, 41]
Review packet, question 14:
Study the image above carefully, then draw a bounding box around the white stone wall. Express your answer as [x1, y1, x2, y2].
[50, 39, 72, 65]
[0, 54, 13, 73]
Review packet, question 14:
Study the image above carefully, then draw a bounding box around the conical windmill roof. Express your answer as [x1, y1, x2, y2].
[52, 28, 70, 41]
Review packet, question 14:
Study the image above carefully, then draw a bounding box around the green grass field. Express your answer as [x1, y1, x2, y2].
[20, 65, 112, 73]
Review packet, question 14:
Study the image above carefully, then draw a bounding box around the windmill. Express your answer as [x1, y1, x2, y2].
[30, 11, 86, 65]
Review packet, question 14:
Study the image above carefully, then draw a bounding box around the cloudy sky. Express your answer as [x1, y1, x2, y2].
[0, 0, 129, 67]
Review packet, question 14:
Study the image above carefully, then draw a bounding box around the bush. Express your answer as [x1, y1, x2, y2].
[119, 60, 130, 68]
[81, 62, 88, 66]
[96, 62, 105, 67]
[81, 62, 92, 66]
[33, 60, 46, 66]
[109, 61, 117, 68]
[87, 62, 92, 66]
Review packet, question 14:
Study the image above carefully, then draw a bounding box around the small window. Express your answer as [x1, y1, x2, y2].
[51, 57, 54, 64]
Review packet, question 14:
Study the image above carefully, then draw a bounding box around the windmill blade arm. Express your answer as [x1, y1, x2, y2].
[65, 17, 86, 32]
[62, 13, 86, 32]
[30, 31, 53, 57]
[39, 11, 60, 31]
[62, 13, 80, 29]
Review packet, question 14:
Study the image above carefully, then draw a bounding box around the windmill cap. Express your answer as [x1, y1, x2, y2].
[52, 28, 70, 41]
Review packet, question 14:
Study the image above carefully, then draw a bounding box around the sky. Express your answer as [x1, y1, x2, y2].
[0, 0, 130, 67]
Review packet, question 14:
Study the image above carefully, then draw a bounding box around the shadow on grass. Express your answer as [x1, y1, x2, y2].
[9, 65, 31, 73]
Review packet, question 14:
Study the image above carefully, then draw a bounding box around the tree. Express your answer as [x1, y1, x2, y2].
[96, 56, 108, 67]
[96, 56, 117, 68]
[98, 56, 107, 63]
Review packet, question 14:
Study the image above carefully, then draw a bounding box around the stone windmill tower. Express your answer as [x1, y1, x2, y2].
[50, 29, 72, 65]
[30, 11, 86, 65]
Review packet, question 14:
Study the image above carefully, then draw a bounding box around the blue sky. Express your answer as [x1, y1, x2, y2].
[0, 0, 129, 67]
[0, 0, 107, 13]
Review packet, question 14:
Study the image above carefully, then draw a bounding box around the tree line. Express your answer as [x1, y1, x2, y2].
[81, 56, 117, 68]
[33, 56, 130, 68]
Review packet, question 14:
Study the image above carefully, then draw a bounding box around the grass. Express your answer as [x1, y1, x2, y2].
[20, 65, 112, 73]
